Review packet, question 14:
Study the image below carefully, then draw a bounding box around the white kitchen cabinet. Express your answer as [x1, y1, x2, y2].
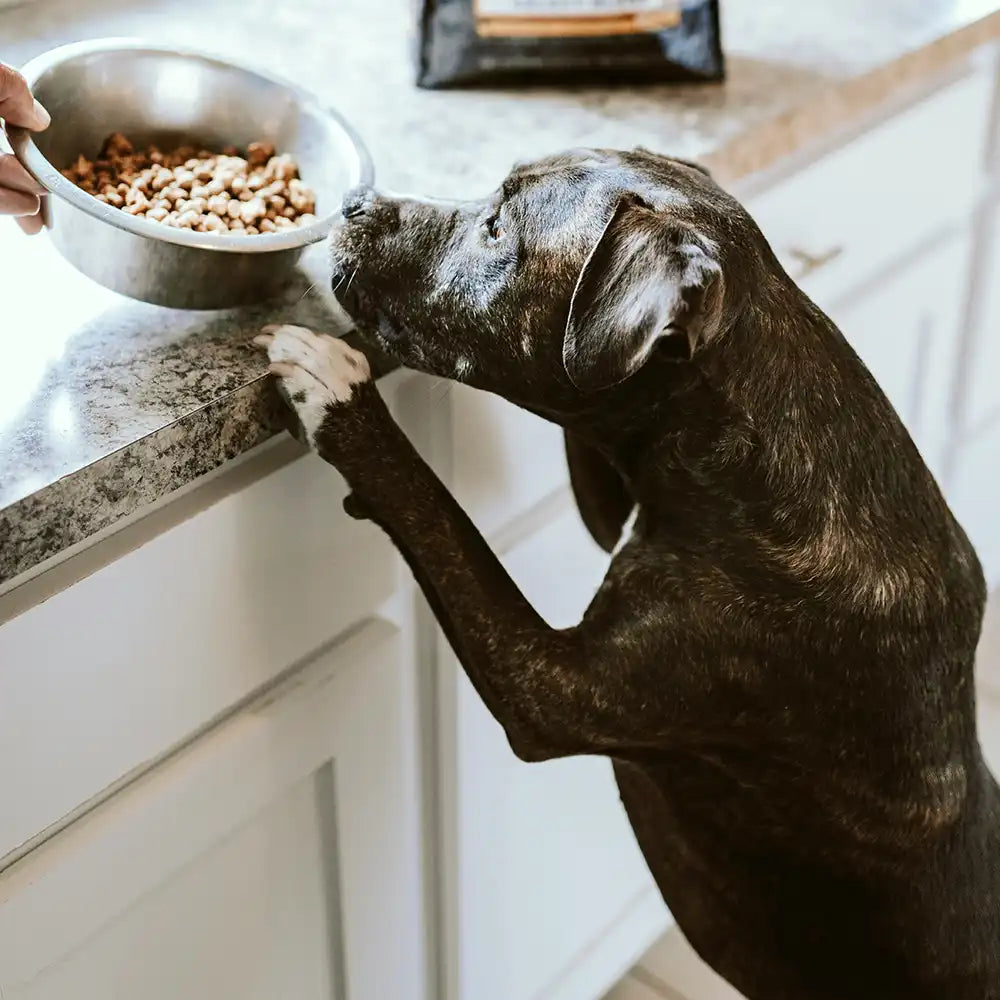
[450, 382, 568, 540]
[0, 446, 397, 869]
[0, 619, 425, 1000]
[744, 61, 993, 317]
[440, 497, 668, 1000]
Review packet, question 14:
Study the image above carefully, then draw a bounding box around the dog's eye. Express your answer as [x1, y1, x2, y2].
[484, 213, 505, 242]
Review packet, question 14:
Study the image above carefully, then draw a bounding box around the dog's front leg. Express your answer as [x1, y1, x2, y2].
[256, 325, 627, 761]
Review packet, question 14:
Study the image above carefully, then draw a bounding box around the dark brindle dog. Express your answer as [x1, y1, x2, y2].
[254, 148, 999, 1000]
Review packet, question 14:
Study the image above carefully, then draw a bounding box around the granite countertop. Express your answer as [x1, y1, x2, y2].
[2, 0, 1000, 587]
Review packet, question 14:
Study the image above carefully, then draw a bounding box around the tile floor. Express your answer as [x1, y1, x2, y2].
[606, 593, 1000, 1000]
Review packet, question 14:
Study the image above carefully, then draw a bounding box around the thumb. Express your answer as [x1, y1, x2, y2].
[0, 64, 50, 131]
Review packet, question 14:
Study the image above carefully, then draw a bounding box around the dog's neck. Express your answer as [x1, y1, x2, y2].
[558, 290, 770, 495]
[564, 280, 938, 534]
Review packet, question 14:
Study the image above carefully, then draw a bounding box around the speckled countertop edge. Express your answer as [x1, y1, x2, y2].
[0, 336, 400, 590]
[2, 378, 284, 584]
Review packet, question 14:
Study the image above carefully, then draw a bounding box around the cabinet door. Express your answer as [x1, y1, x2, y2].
[827, 233, 972, 487]
[450, 382, 568, 540]
[0, 450, 397, 868]
[0, 620, 424, 1000]
[444, 500, 668, 1000]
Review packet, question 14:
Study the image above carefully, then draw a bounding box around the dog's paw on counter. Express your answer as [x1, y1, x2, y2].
[253, 324, 371, 447]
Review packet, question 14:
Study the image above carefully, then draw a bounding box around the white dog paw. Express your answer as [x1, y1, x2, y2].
[254, 324, 371, 445]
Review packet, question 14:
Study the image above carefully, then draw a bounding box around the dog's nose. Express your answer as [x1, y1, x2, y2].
[341, 185, 375, 220]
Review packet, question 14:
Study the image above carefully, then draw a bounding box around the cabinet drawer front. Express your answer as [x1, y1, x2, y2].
[746, 65, 993, 311]
[0, 452, 396, 865]
[450, 383, 568, 540]
[0, 619, 423, 1000]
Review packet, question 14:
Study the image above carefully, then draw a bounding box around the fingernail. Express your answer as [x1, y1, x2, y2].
[30, 99, 51, 130]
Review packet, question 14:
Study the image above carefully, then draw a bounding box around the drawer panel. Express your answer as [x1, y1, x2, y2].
[746, 65, 993, 311]
[450, 384, 568, 542]
[0, 451, 396, 865]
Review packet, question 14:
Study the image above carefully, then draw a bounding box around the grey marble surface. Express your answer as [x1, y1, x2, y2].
[2, 0, 1000, 586]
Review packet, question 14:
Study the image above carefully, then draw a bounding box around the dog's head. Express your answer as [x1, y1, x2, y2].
[330, 148, 760, 409]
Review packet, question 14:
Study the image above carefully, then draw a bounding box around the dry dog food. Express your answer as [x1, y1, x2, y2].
[61, 132, 317, 235]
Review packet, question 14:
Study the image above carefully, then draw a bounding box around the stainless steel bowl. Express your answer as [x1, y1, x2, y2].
[8, 39, 372, 309]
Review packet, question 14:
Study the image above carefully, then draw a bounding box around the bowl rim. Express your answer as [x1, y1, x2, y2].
[8, 37, 375, 255]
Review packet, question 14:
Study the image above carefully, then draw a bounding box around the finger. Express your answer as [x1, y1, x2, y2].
[269, 361, 301, 379]
[252, 333, 274, 349]
[0, 187, 40, 216]
[15, 212, 43, 235]
[0, 64, 50, 130]
[0, 153, 45, 194]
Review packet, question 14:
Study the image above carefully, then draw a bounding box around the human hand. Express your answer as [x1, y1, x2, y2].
[0, 62, 50, 234]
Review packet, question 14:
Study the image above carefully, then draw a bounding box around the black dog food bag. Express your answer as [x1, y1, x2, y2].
[417, 0, 723, 88]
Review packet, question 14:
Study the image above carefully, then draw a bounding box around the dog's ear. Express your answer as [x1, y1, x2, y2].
[563, 196, 723, 392]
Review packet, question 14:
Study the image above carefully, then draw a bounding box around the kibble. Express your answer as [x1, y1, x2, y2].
[62, 133, 316, 236]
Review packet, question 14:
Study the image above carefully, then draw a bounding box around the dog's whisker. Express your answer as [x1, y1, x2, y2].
[294, 280, 318, 305]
